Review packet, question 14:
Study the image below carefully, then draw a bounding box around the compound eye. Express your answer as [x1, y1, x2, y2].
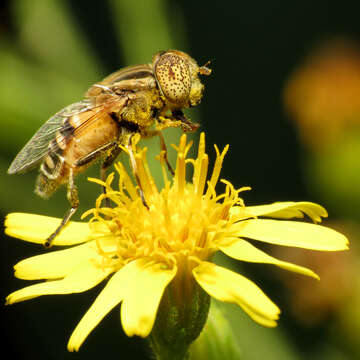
[155, 53, 191, 105]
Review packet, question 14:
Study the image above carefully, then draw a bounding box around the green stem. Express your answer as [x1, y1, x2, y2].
[148, 280, 210, 360]
[149, 334, 190, 360]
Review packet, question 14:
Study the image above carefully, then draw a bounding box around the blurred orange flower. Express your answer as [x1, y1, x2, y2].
[284, 39, 360, 150]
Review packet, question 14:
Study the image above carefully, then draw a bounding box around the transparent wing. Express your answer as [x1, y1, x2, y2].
[85, 64, 155, 97]
[8, 100, 93, 174]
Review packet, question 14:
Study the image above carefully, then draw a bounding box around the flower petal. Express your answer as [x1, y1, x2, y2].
[6, 261, 112, 304]
[67, 261, 138, 352]
[13, 240, 105, 280]
[249, 202, 327, 221]
[230, 202, 327, 222]
[220, 239, 319, 279]
[5, 213, 91, 245]
[232, 219, 349, 251]
[121, 259, 177, 337]
[193, 262, 280, 327]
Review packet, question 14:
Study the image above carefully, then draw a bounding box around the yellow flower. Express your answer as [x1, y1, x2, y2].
[5, 133, 348, 354]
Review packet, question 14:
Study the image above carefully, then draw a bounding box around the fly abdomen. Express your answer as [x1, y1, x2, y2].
[40, 150, 64, 179]
[58, 118, 75, 144]
[36, 140, 66, 198]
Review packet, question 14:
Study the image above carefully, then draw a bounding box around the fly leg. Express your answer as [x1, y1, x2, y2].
[141, 129, 174, 175]
[157, 110, 200, 133]
[75, 141, 119, 208]
[75, 141, 117, 168]
[44, 168, 79, 248]
[172, 110, 200, 132]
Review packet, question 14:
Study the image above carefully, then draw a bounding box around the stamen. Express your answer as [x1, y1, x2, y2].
[205, 144, 229, 199]
[114, 163, 138, 201]
[221, 180, 237, 201]
[141, 148, 159, 196]
[175, 153, 186, 195]
[194, 154, 209, 196]
[158, 150, 169, 187]
[198, 132, 206, 159]
[205, 180, 217, 200]
[193, 133, 206, 188]
[162, 195, 173, 239]
[135, 149, 154, 199]
[174, 135, 188, 195]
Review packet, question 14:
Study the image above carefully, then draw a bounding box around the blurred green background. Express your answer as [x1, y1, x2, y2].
[1, 1, 360, 359]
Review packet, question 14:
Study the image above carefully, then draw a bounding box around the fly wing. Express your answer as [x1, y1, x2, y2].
[8, 100, 93, 174]
[86, 64, 155, 97]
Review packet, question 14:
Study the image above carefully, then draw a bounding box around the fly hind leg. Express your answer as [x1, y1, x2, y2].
[44, 168, 79, 247]
[74, 141, 120, 208]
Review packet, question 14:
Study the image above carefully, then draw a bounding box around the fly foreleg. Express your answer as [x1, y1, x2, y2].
[156, 110, 200, 133]
[75, 141, 118, 167]
[44, 167, 79, 247]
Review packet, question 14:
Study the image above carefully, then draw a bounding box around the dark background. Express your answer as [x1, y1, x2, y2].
[1, 1, 359, 359]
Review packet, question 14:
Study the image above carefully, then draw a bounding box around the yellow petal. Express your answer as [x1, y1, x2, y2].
[5, 213, 91, 245]
[13, 240, 104, 280]
[6, 261, 112, 304]
[232, 219, 349, 251]
[230, 202, 327, 222]
[239, 302, 278, 327]
[193, 262, 280, 327]
[121, 259, 177, 337]
[220, 239, 319, 279]
[68, 261, 137, 352]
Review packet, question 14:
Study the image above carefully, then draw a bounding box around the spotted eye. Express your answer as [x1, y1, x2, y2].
[154, 53, 191, 105]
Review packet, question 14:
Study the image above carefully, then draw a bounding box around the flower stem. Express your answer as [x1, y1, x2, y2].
[148, 280, 210, 360]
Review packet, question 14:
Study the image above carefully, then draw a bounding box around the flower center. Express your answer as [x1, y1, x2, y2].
[84, 133, 244, 273]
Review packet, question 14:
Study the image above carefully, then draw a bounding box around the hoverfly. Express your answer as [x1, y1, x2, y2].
[8, 50, 211, 247]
